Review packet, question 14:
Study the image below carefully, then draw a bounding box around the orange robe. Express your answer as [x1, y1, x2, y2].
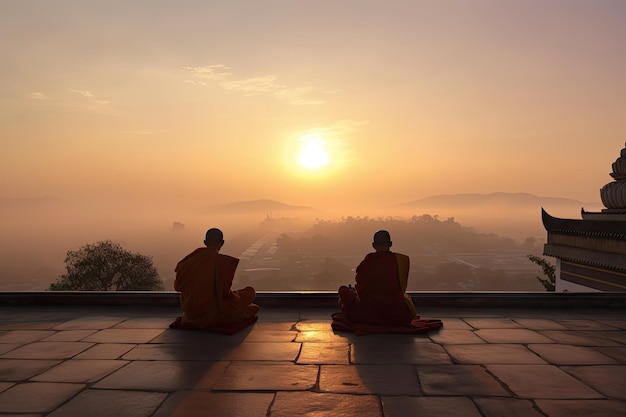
[174, 248, 254, 328]
[342, 251, 416, 325]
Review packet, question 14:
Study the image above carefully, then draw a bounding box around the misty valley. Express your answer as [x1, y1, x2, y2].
[0, 193, 573, 292]
[226, 215, 548, 293]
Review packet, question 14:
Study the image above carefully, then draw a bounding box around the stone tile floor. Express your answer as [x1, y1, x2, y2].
[0, 305, 624, 416]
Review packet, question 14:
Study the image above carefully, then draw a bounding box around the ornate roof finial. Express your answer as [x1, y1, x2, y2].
[600, 142, 626, 211]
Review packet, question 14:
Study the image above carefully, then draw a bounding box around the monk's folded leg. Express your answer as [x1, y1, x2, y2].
[237, 286, 256, 305]
[236, 286, 260, 316]
[338, 285, 358, 306]
[246, 303, 260, 316]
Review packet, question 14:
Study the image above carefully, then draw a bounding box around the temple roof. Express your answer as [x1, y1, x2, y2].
[541, 208, 626, 240]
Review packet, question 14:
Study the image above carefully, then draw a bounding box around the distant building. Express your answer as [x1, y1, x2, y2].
[172, 222, 185, 232]
[542, 143, 626, 292]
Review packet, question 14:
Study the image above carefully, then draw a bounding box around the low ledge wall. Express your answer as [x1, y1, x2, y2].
[0, 291, 625, 309]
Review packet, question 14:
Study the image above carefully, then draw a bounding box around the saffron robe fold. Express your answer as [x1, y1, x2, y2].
[174, 248, 254, 328]
[341, 251, 417, 325]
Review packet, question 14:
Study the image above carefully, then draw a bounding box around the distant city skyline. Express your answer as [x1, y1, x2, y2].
[1, 1, 624, 213]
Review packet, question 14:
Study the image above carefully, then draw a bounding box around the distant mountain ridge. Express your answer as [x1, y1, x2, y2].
[205, 199, 319, 214]
[398, 192, 599, 209]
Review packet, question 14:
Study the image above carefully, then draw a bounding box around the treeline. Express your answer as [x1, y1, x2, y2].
[248, 215, 545, 292]
[270, 214, 523, 255]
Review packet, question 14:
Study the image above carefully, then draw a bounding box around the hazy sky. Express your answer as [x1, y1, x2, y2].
[2, 0, 625, 212]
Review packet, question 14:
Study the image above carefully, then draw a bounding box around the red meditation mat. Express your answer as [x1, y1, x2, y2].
[331, 312, 443, 336]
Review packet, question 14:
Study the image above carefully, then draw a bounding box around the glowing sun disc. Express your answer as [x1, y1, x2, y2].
[298, 140, 329, 169]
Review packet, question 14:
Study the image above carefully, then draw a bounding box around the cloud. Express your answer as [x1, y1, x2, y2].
[30, 92, 49, 100]
[69, 89, 94, 98]
[184, 65, 325, 105]
[312, 119, 370, 136]
[275, 87, 325, 105]
[68, 89, 110, 105]
[185, 64, 232, 81]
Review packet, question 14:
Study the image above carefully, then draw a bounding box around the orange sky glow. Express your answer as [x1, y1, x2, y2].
[1, 0, 625, 214]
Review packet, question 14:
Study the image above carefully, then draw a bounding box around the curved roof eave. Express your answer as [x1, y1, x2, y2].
[541, 208, 626, 240]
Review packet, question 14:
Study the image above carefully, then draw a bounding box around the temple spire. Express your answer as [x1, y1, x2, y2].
[599, 142, 626, 212]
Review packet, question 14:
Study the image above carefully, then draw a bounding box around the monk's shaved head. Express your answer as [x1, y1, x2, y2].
[204, 228, 224, 248]
[373, 230, 391, 245]
[372, 230, 392, 251]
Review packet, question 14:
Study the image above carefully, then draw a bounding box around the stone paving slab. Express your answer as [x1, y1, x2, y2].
[121, 342, 238, 361]
[0, 382, 85, 413]
[598, 319, 626, 329]
[445, 344, 546, 364]
[474, 398, 545, 417]
[475, 328, 555, 343]
[429, 329, 486, 344]
[112, 317, 175, 329]
[0, 330, 55, 344]
[528, 343, 618, 365]
[534, 399, 626, 417]
[152, 391, 274, 417]
[463, 318, 522, 329]
[297, 342, 350, 364]
[73, 342, 136, 359]
[47, 389, 167, 417]
[213, 362, 318, 391]
[0, 305, 624, 417]
[82, 328, 166, 343]
[222, 341, 301, 361]
[0, 344, 20, 355]
[52, 316, 127, 330]
[555, 319, 621, 331]
[381, 396, 483, 417]
[149, 329, 238, 344]
[241, 329, 297, 342]
[351, 342, 452, 364]
[1, 341, 94, 359]
[487, 364, 604, 399]
[0, 359, 60, 380]
[319, 364, 421, 395]
[0, 382, 13, 394]
[295, 330, 352, 343]
[511, 318, 569, 330]
[541, 330, 622, 346]
[594, 346, 626, 363]
[561, 365, 626, 400]
[417, 364, 510, 396]
[597, 330, 626, 344]
[0, 320, 65, 330]
[428, 318, 471, 329]
[40, 329, 98, 342]
[32, 359, 128, 383]
[271, 391, 382, 417]
[94, 360, 230, 391]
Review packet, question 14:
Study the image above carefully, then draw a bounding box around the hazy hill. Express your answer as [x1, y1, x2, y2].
[204, 199, 320, 215]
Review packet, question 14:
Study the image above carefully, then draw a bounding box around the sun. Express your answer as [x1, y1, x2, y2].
[297, 135, 329, 169]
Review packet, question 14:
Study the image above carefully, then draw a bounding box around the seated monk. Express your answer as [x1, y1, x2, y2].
[338, 230, 417, 325]
[174, 228, 259, 329]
